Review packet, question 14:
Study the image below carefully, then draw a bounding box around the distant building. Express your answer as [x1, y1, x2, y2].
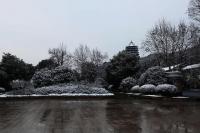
[125, 41, 139, 57]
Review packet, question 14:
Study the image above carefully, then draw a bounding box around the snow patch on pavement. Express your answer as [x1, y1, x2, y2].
[0, 93, 114, 98]
[172, 96, 189, 99]
[143, 95, 164, 98]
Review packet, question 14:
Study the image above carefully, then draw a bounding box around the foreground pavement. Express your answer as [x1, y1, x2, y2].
[0, 98, 200, 133]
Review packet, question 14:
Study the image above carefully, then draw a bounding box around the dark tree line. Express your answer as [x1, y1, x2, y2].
[0, 53, 35, 90]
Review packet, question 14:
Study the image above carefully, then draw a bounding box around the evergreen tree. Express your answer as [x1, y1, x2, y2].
[106, 51, 140, 89]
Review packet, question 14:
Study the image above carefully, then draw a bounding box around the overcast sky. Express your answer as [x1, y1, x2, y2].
[0, 0, 190, 65]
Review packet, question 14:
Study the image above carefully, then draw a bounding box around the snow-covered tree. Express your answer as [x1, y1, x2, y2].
[32, 68, 52, 88]
[32, 66, 75, 88]
[139, 66, 167, 86]
[106, 51, 140, 89]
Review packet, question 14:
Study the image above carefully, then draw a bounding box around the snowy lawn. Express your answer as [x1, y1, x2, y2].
[0, 93, 114, 98]
[2, 84, 114, 97]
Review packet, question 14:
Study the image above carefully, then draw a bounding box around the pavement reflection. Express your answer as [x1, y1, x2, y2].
[0, 99, 199, 133]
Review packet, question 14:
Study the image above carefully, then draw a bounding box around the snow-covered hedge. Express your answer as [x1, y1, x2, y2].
[140, 84, 156, 94]
[119, 77, 137, 92]
[155, 84, 178, 94]
[139, 66, 167, 86]
[0, 87, 5, 93]
[32, 66, 75, 88]
[131, 85, 141, 93]
[33, 84, 111, 95]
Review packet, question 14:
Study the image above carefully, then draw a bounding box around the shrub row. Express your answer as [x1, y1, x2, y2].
[131, 84, 179, 95]
[118, 66, 168, 92]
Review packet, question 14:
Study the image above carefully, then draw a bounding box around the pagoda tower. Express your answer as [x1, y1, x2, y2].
[125, 41, 139, 57]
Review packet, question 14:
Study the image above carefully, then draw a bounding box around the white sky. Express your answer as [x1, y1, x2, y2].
[0, 0, 190, 65]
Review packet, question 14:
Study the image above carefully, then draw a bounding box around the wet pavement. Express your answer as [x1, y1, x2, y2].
[0, 98, 200, 133]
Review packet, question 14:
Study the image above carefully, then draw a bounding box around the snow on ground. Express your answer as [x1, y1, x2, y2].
[162, 64, 180, 71]
[124, 93, 192, 99]
[0, 93, 114, 98]
[172, 96, 189, 99]
[131, 93, 142, 96]
[0, 93, 192, 99]
[1, 83, 114, 97]
[143, 95, 164, 98]
[126, 93, 142, 96]
[183, 63, 200, 70]
[163, 63, 200, 71]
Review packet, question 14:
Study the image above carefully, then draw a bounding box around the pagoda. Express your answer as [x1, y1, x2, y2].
[125, 41, 139, 57]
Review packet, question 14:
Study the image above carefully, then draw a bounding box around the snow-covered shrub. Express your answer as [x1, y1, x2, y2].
[10, 80, 27, 90]
[139, 66, 167, 86]
[32, 66, 75, 88]
[33, 84, 110, 95]
[131, 85, 141, 93]
[140, 84, 156, 94]
[156, 84, 178, 95]
[119, 77, 137, 92]
[0, 87, 5, 93]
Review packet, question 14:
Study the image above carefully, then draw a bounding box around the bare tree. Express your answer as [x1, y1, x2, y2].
[175, 22, 194, 65]
[90, 48, 108, 67]
[73, 44, 91, 70]
[143, 19, 178, 68]
[143, 19, 199, 68]
[187, 23, 200, 64]
[48, 43, 72, 68]
[188, 0, 200, 23]
[188, 0, 200, 62]
[188, 23, 200, 46]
